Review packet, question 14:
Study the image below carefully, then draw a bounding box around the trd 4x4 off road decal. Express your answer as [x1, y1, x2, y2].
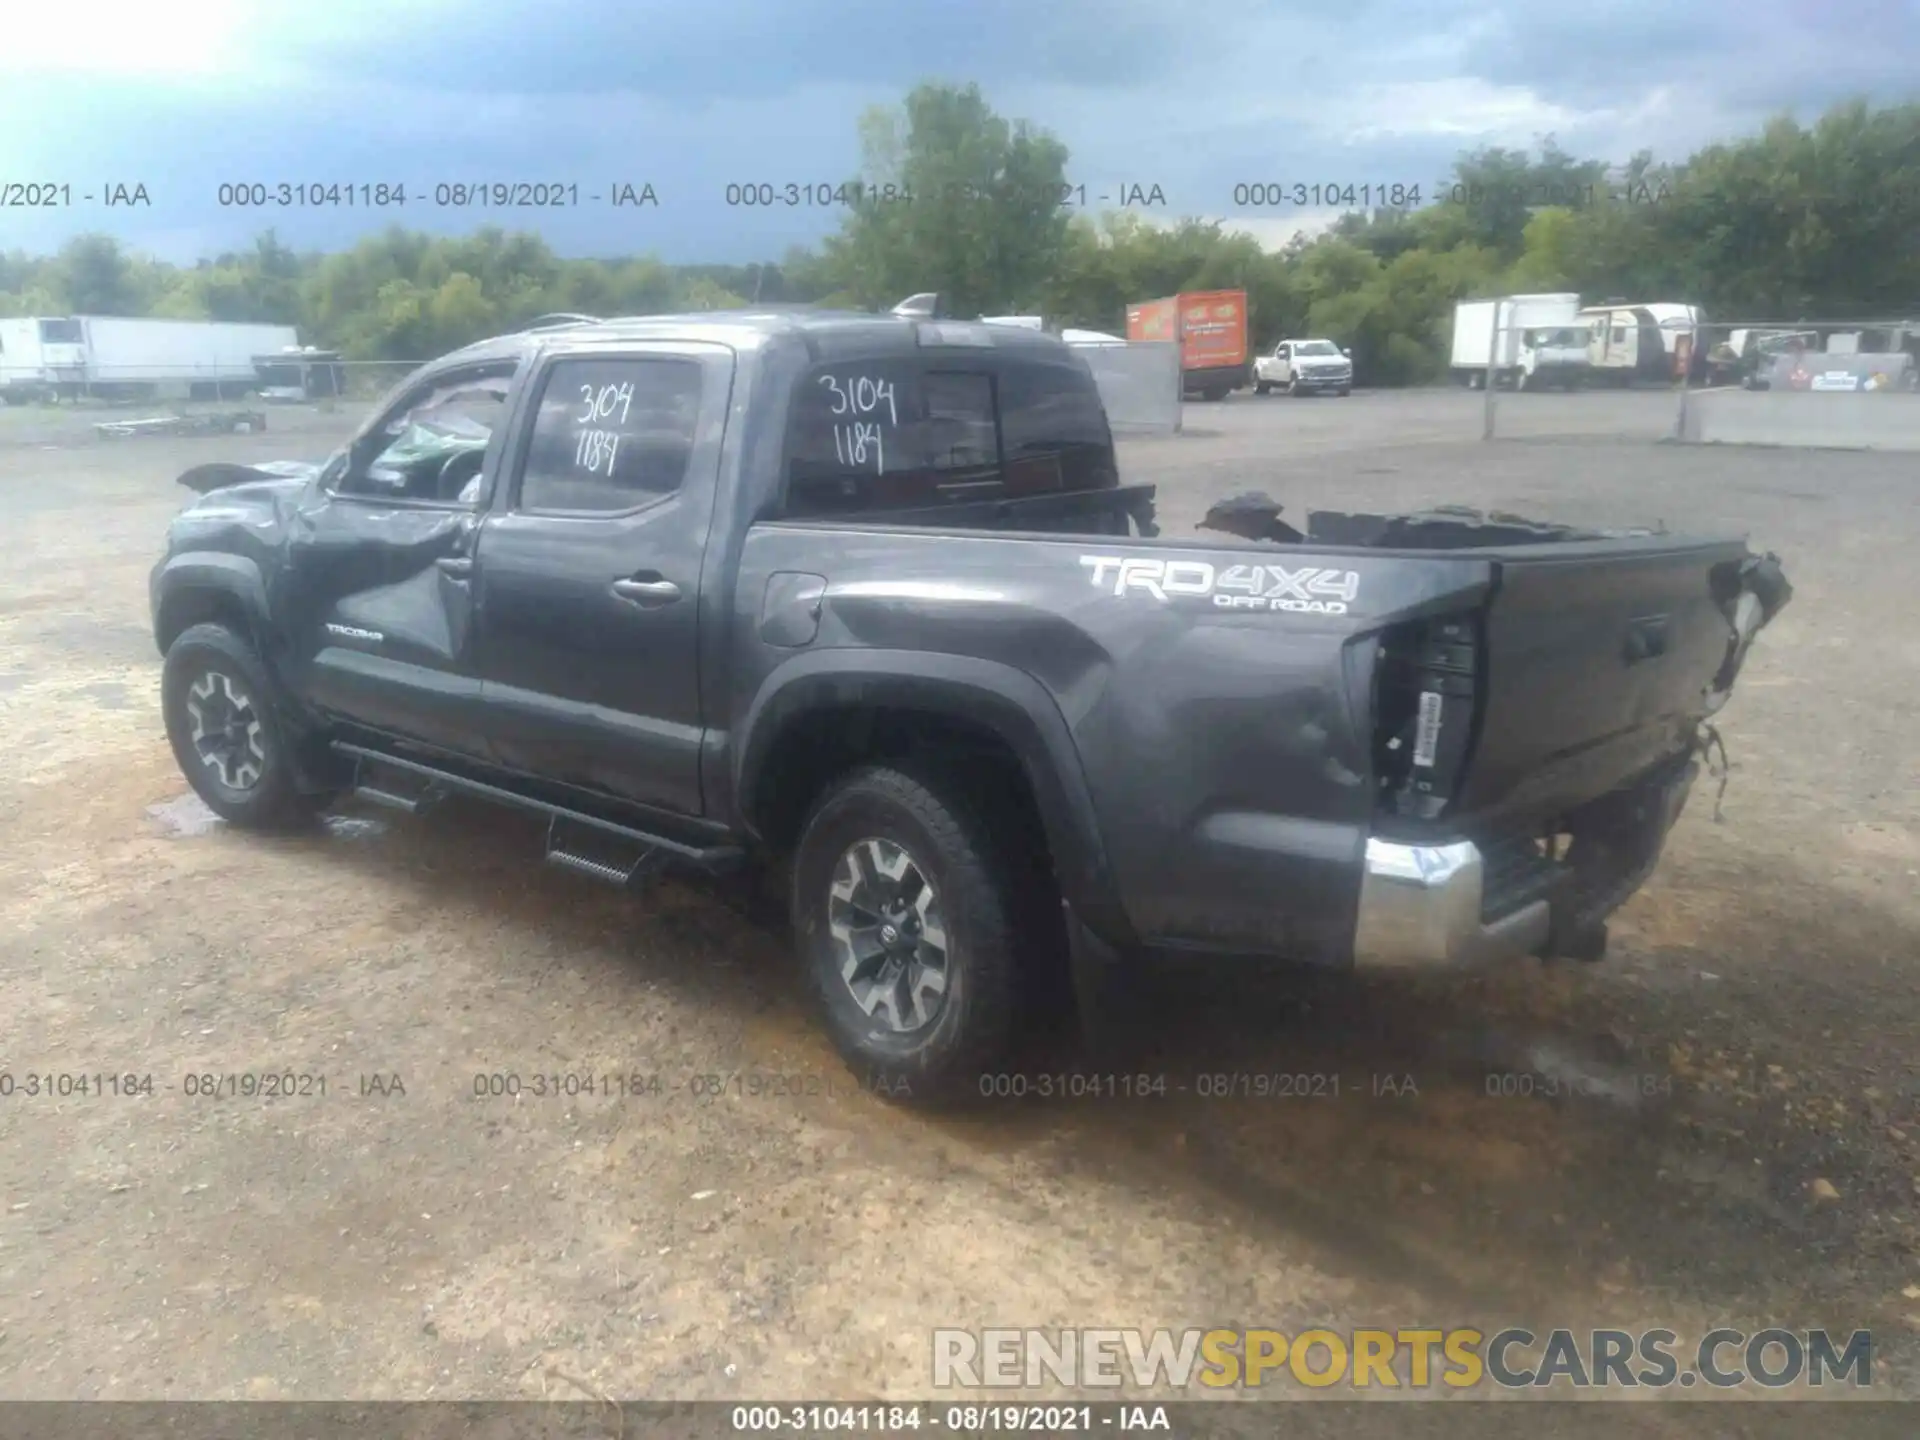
[1078, 556, 1361, 614]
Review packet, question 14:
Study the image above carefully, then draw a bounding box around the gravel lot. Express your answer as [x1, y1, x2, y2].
[1, 386, 1915, 1421]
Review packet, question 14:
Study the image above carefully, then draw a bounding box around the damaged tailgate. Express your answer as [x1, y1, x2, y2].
[1442, 535, 1760, 830]
[1202, 495, 1792, 836]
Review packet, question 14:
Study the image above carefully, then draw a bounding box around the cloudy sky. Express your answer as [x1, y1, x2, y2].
[3, 0, 1915, 265]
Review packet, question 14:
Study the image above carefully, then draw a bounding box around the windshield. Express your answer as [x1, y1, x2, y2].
[376, 413, 491, 463]
[1528, 327, 1589, 348]
[1294, 340, 1341, 357]
[345, 370, 515, 498]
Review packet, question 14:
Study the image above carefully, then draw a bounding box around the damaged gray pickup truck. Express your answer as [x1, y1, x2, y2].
[150, 310, 1792, 1100]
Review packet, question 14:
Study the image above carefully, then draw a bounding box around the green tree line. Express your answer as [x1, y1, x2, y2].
[3, 86, 1914, 387]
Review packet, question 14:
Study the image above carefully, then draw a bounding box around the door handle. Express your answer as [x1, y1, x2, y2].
[436, 556, 474, 578]
[611, 577, 682, 606]
[1624, 615, 1669, 662]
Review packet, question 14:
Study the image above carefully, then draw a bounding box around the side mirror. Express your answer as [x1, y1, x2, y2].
[1342, 348, 1351, 358]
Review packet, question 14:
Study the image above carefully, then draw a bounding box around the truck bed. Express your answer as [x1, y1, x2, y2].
[751, 487, 1787, 961]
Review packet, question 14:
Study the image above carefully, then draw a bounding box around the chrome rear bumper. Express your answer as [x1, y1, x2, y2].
[1351, 838, 1551, 971]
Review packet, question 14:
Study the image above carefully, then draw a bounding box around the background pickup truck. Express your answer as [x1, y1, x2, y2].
[1254, 338, 1353, 396]
[151, 310, 1792, 1101]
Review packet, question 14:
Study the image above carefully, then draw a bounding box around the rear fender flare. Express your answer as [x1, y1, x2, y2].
[734, 649, 1127, 941]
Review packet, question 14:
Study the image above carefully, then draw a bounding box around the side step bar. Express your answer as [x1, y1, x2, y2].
[348, 751, 445, 815]
[543, 814, 671, 890]
[332, 742, 744, 880]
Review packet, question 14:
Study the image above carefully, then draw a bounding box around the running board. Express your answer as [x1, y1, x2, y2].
[348, 752, 444, 815]
[546, 849, 637, 886]
[355, 785, 434, 815]
[331, 742, 743, 875]
[544, 815, 671, 890]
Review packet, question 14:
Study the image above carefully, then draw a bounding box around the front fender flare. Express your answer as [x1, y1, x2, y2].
[733, 649, 1128, 943]
[150, 551, 272, 656]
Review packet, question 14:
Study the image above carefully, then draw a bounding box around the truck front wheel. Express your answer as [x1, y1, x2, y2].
[791, 764, 1020, 1104]
[161, 622, 324, 830]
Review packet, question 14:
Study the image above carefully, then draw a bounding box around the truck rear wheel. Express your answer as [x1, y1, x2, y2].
[790, 764, 1020, 1104]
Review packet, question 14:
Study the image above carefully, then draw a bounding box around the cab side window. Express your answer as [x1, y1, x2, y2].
[920, 371, 1001, 498]
[516, 357, 704, 514]
[781, 355, 1108, 517]
[784, 361, 930, 515]
[996, 358, 1114, 495]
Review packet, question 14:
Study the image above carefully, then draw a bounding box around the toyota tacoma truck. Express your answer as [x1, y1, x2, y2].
[150, 310, 1792, 1101]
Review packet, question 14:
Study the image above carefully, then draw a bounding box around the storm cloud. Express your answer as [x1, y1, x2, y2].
[2, 0, 1913, 262]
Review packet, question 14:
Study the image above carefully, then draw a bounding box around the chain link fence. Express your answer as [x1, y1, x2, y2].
[0, 360, 433, 450]
[1676, 318, 1920, 451]
[1465, 303, 1916, 451]
[1465, 301, 1920, 448]
[0, 359, 428, 408]
[1464, 296, 1684, 445]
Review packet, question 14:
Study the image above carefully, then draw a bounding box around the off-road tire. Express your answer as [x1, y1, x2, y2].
[1255, 380, 1271, 395]
[162, 622, 322, 830]
[791, 764, 1021, 1105]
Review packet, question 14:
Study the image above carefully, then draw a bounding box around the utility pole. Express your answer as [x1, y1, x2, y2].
[1482, 297, 1503, 440]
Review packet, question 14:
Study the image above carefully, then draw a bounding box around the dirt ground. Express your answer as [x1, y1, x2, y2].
[0, 388, 1915, 1421]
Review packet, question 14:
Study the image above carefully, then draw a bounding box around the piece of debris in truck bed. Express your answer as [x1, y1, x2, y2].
[1200, 491, 1660, 548]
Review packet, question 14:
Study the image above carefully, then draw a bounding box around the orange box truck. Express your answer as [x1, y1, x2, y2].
[1125, 289, 1250, 399]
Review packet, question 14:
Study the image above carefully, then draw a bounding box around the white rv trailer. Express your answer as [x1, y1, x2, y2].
[1579, 302, 1702, 386]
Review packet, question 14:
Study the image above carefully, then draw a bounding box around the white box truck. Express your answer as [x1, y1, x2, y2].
[1450, 294, 1591, 390]
[0, 317, 90, 403]
[74, 318, 300, 401]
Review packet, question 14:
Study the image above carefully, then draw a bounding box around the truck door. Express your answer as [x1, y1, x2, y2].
[279, 360, 515, 760]
[470, 343, 734, 818]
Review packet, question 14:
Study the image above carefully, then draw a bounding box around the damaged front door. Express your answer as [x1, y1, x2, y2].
[277, 361, 519, 761]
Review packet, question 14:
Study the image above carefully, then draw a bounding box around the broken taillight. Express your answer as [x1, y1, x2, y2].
[1374, 612, 1482, 820]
